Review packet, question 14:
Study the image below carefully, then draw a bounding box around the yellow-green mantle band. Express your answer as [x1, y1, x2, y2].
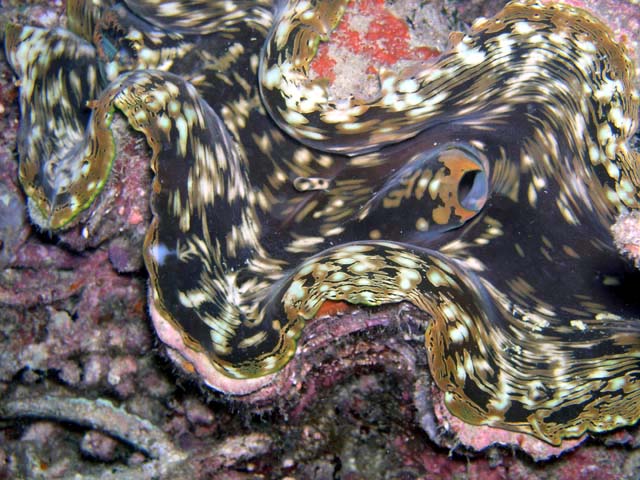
[5, 0, 640, 446]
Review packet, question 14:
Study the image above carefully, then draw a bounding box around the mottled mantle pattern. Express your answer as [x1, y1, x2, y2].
[4, 0, 640, 448]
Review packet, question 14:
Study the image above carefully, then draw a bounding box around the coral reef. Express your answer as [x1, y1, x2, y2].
[1, 1, 640, 479]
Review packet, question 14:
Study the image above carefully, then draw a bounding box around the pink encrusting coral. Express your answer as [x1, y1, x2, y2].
[311, 0, 441, 79]
[310, 0, 445, 100]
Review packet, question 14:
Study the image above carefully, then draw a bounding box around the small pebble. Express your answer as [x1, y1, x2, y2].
[80, 431, 119, 462]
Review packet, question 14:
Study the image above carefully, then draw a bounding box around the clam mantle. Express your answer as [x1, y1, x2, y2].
[6, 0, 640, 446]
